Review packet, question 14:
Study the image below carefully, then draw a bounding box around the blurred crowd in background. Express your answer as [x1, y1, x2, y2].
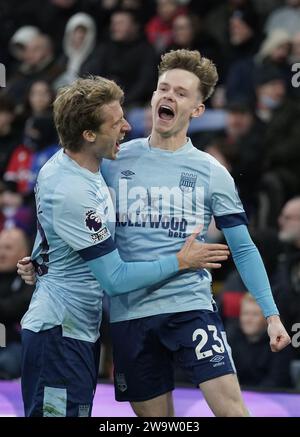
[1, 0, 300, 391]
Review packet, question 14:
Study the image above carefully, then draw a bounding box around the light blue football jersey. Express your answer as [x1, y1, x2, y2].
[21, 149, 115, 342]
[102, 137, 247, 323]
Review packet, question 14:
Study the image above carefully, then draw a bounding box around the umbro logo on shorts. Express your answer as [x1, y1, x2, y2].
[210, 355, 225, 367]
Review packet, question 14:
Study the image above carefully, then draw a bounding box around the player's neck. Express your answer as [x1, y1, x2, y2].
[64, 149, 100, 173]
[149, 130, 188, 152]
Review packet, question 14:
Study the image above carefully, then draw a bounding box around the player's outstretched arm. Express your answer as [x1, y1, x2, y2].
[17, 237, 230, 296]
[84, 234, 229, 297]
[223, 224, 291, 352]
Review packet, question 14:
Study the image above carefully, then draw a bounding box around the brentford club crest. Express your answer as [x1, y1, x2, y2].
[179, 172, 197, 193]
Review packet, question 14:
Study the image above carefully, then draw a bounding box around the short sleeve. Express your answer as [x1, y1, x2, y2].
[209, 161, 248, 229]
[53, 178, 116, 260]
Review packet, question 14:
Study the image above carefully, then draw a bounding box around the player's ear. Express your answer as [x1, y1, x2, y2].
[191, 103, 205, 118]
[151, 91, 156, 107]
[83, 130, 96, 143]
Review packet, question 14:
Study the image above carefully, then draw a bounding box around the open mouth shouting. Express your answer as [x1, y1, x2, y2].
[158, 104, 175, 121]
[114, 134, 126, 153]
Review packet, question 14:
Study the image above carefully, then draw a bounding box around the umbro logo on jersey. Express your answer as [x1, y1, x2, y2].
[121, 170, 135, 179]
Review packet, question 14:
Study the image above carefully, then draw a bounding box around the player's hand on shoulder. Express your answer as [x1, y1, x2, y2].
[17, 257, 37, 285]
[267, 315, 291, 352]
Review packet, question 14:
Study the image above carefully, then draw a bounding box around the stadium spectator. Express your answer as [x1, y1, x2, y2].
[224, 5, 263, 101]
[204, 0, 258, 52]
[85, 9, 157, 108]
[0, 228, 34, 379]
[0, 1, 41, 74]
[205, 100, 264, 217]
[254, 63, 287, 123]
[4, 115, 59, 197]
[265, 0, 300, 37]
[256, 30, 292, 91]
[9, 26, 41, 70]
[228, 293, 293, 388]
[20, 80, 55, 123]
[27, 81, 54, 116]
[167, 14, 222, 78]
[145, 0, 186, 54]
[6, 34, 64, 105]
[228, 7, 261, 60]
[87, 0, 155, 44]
[256, 29, 291, 67]
[54, 12, 97, 89]
[272, 197, 300, 359]
[258, 88, 300, 227]
[0, 95, 20, 179]
[31, 0, 96, 54]
[1, 115, 58, 236]
[226, 29, 291, 103]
